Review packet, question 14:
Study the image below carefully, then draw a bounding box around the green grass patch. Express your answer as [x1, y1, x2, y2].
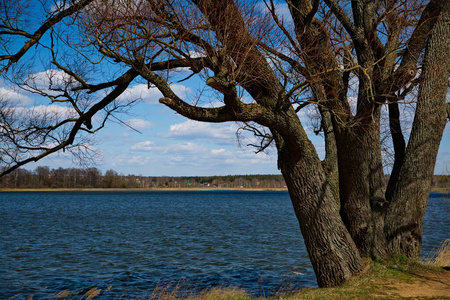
[15, 258, 448, 300]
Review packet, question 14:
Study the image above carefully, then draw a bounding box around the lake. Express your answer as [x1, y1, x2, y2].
[0, 191, 448, 299]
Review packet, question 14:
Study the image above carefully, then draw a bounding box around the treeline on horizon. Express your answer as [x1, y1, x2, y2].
[0, 166, 287, 189]
[1, 166, 449, 190]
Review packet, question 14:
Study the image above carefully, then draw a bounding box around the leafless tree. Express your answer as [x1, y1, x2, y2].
[1, 0, 449, 287]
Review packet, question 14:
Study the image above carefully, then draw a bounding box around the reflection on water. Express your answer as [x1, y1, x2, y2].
[0, 191, 448, 299]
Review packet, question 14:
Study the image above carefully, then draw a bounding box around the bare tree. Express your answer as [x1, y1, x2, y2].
[1, 0, 449, 287]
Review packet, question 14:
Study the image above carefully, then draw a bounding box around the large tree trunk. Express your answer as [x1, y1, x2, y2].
[330, 75, 388, 258]
[274, 110, 364, 287]
[289, 0, 389, 259]
[384, 3, 450, 257]
[336, 116, 389, 259]
[179, 0, 366, 287]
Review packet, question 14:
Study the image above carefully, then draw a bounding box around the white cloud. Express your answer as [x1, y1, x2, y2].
[129, 140, 213, 168]
[9, 104, 77, 120]
[29, 104, 77, 118]
[0, 87, 34, 106]
[125, 118, 155, 130]
[120, 83, 191, 104]
[125, 138, 277, 174]
[173, 141, 200, 152]
[131, 140, 205, 154]
[131, 141, 155, 151]
[211, 148, 232, 156]
[28, 69, 74, 90]
[109, 155, 154, 168]
[165, 119, 237, 141]
[222, 150, 274, 166]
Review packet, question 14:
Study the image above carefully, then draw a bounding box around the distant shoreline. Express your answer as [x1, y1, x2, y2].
[1, 187, 449, 193]
[0, 187, 288, 192]
[430, 187, 450, 193]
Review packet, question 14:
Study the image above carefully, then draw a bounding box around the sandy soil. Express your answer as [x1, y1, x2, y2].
[377, 269, 450, 298]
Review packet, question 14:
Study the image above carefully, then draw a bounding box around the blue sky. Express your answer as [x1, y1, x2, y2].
[1, 0, 449, 177]
[0, 68, 283, 176]
[6, 69, 448, 177]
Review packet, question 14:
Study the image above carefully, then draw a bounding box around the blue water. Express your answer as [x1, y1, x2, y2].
[0, 191, 448, 299]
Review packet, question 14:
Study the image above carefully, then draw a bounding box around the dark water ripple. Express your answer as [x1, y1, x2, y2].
[0, 191, 448, 299]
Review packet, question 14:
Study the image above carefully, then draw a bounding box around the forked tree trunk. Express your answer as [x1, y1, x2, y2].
[146, 0, 447, 287]
[274, 113, 364, 287]
[181, 0, 365, 287]
[335, 110, 389, 259]
[385, 3, 450, 257]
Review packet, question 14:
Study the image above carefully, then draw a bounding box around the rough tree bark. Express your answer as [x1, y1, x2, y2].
[161, 0, 366, 287]
[385, 3, 450, 257]
[289, 0, 389, 258]
[274, 109, 364, 287]
[0, 0, 448, 289]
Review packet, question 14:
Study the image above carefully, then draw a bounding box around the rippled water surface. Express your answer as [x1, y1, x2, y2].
[0, 191, 448, 299]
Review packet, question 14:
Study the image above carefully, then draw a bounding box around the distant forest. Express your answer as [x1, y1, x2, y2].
[1, 166, 449, 190]
[0, 166, 287, 189]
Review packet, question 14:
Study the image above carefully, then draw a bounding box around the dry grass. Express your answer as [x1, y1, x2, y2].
[424, 239, 450, 268]
[12, 253, 450, 300]
[145, 283, 252, 300]
[84, 287, 101, 300]
[187, 287, 251, 300]
[279, 257, 450, 300]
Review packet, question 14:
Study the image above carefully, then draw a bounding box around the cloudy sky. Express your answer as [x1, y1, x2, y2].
[3, 67, 449, 178]
[1, 1, 449, 177]
[0, 69, 282, 176]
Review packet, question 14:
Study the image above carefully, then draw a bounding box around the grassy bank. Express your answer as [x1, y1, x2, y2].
[36, 256, 448, 300]
[142, 257, 450, 299]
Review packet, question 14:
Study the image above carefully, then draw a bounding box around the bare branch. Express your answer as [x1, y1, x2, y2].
[323, 0, 361, 44]
[384, 0, 448, 93]
[238, 122, 274, 154]
[133, 63, 271, 123]
[0, 0, 94, 73]
[0, 66, 137, 177]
